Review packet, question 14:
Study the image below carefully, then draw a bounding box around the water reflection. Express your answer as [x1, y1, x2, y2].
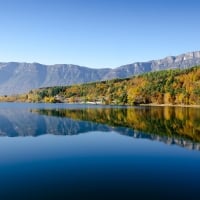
[0, 105, 199, 150]
[0, 104, 200, 200]
[34, 106, 200, 150]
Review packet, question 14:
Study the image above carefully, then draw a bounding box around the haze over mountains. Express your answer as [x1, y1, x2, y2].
[0, 51, 200, 95]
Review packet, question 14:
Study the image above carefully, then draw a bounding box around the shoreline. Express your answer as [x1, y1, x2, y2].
[139, 103, 200, 108]
[0, 101, 200, 108]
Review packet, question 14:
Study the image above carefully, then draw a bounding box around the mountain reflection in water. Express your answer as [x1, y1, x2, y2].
[33, 107, 200, 150]
[0, 105, 199, 150]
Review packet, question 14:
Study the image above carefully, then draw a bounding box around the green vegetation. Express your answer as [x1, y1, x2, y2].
[1, 66, 200, 105]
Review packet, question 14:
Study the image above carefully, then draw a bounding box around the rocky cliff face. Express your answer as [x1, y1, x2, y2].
[0, 51, 200, 95]
[103, 51, 200, 79]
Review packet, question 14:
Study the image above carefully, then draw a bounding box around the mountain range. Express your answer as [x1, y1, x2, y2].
[0, 51, 200, 95]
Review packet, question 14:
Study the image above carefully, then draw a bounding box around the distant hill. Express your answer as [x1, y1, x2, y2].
[3, 65, 200, 106]
[0, 51, 200, 95]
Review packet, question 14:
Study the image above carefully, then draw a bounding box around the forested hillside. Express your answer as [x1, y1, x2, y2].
[2, 66, 200, 105]
[0, 51, 200, 95]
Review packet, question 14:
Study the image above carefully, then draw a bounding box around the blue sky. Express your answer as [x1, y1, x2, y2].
[0, 0, 199, 68]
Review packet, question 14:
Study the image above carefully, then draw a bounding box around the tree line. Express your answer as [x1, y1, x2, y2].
[1, 65, 200, 105]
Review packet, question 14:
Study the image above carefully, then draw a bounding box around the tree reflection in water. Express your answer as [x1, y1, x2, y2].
[34, 106, 200, 150]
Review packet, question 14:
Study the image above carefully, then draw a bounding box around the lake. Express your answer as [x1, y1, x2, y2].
[0, 103, 199, 200]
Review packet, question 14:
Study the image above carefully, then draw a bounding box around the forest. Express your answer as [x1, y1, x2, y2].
[1, 65, 200, 105]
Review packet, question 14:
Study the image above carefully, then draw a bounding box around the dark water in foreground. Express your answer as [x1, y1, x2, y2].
[0, 103, 200, 200]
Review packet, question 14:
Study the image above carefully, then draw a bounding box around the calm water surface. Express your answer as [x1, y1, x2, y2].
[0, 103, 199, 200]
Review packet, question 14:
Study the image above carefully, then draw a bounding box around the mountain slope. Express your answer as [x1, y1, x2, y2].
[103, 51, 200, 79]
[23, 65, 200, 105]
[0, 51, 200, 95]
